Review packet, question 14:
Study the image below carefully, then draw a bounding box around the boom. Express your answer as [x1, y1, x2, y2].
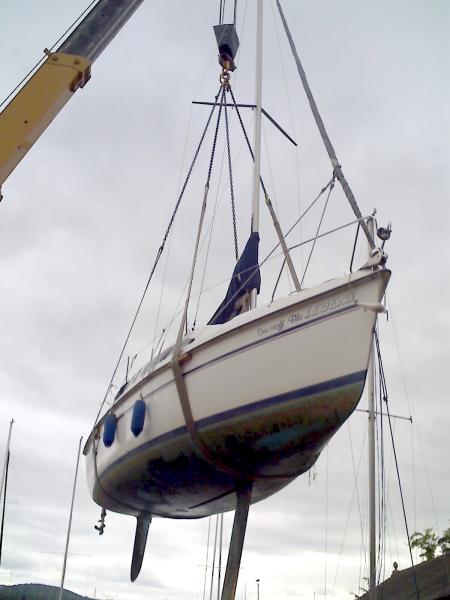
[0, 0, 145, 200]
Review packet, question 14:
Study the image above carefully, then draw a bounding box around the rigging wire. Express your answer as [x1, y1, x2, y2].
[386, 485, 401, 569]
[347, 421, 369, 594]
[270, 175, 335, 299]
[190, 212, 369, 330]
[270, 257, 286, 302]
[121, 206, 370, 390]
[374, 330, 421, 599]
[376, 369, 387, 584]
[411, 426, 417, 534]
[269, 0, 304, 271]
[261, 120, 294, 295]
[93, 85, 222, 425]
[300, 177, 334, 288]
[389, 302, 439, 530]
[129, 207, 370, 377]
[379, 368, 389, 583]
[228, 88, 269, 197]
[192, 174, 337, 320]
[331, 422, 368, 595]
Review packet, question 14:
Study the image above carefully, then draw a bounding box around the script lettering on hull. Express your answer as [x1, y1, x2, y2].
[257, 291, 356, 338]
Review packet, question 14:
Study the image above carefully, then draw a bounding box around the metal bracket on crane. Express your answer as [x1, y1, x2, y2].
[0, 52, 91, 190]
[214, 24, 240, 72]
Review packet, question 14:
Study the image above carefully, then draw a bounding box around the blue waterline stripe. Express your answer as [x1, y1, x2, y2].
[196, 369, 367, 430]
[102, 369, 367, 480]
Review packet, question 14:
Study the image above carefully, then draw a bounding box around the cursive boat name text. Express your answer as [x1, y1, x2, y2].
[257, 292, 355, 337]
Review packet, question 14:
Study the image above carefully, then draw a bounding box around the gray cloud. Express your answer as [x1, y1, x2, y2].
[0, 2, 448, 600]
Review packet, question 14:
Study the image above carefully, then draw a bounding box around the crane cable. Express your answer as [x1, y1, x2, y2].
[219, 0, 238, 25]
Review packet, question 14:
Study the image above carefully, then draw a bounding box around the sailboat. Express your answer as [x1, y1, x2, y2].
[83, 0, 391, 592]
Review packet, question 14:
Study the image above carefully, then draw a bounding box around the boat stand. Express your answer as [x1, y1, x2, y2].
[221, 483, 252, 600]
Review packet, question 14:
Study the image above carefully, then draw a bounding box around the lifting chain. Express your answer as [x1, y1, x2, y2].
[220, 68, 231, 88]
[223, 84, 239, 261]
[94, 507, 107, 535]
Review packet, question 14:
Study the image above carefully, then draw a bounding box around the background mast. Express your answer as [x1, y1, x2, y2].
[251, 0, 263, 309]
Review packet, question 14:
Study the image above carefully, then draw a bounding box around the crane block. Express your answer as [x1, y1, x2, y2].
[0, 52, 91, 199]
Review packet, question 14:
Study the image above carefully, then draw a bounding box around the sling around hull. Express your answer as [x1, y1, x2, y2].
[84, 268, 390, 519]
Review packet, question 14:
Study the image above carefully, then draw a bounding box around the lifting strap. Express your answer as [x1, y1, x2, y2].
[170, 91, 253, 482]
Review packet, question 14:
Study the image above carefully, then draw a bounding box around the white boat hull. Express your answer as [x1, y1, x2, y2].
[84, 268, 390, 519]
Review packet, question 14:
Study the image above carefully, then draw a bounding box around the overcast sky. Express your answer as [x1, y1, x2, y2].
[0, 1, 449, 599]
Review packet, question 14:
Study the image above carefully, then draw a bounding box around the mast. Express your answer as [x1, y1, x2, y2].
[250, 0, 263, 308]
[58, 436, 83, 600]
[367, 216, 377, 600]
[0, 420, 14, 505]
[0, 419, 14, 566]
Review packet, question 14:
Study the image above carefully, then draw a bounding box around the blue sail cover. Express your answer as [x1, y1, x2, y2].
[208, 232, 261, 325]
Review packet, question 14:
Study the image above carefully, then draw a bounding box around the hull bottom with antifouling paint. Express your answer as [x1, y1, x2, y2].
[97, 372, 365, 518]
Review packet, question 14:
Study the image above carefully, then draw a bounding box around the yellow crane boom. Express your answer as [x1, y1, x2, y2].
[0, 0, 145, 201]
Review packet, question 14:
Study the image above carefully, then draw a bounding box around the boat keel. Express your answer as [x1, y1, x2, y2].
[221, 483, 252, 600]
[131, 514, 152, 582]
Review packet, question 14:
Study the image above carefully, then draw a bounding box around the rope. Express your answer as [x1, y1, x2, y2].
[224, 90, 239, 260]
[93, 86, 222, 426]
[374, 330, 421, 599]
